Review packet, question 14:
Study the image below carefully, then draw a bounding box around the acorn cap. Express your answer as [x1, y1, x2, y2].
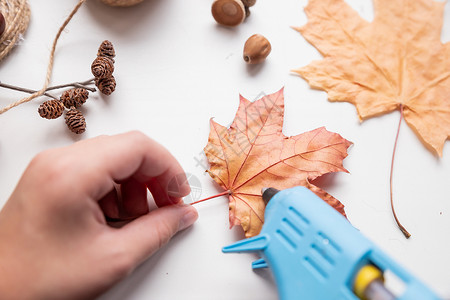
[212, 0, 246, 27]
[241, 0, 256, 7]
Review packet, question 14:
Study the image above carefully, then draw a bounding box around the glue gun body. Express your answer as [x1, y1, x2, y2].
[223, 186, 440, 300]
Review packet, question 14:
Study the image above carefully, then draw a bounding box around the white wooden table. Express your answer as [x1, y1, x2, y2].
[0, 0, 449, 299]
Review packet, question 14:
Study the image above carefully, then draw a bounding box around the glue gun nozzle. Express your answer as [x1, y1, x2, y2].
[222, 235, 269, 253]
[262, 187, 280, 204]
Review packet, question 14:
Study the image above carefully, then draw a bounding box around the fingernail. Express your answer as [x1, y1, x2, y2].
[167, 173, 191, 198]
[170, 197, 185, 205]
[179, 206, 198, 231]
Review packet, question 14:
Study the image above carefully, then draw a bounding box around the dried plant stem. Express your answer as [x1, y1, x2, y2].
[0, 79, 95, 101]
[45, 78, 96, 92]
[0, 82, 59, 100]
[190, 190, 231, 205]
[390, 104, 411, 238]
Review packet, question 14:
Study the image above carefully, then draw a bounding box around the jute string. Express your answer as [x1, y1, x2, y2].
[0, 0, 30, 61]
[0, 0, 87, 115]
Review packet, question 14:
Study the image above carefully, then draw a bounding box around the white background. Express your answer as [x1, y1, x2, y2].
[0, 0, 449, 299]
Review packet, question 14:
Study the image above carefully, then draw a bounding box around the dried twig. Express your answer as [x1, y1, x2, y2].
[0, 78, 96, 101]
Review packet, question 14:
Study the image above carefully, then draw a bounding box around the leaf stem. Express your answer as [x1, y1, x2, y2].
[390, 104, 411, 238]
[190, 190, 231, 205]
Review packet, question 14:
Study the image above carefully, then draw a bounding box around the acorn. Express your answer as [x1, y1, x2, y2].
[100, 0, 144, 7]
[212, 0, 246, 27]
[244, 6, 250, 18]
[241, 0, 256, 7]
[243, 34, 271, 64]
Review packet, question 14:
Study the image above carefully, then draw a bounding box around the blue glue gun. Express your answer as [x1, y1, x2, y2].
[222, 186, 440, 300]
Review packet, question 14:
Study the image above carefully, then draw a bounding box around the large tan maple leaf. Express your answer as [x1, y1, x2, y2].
[293, 0, 450, 156]
[204, 88, 351, 237]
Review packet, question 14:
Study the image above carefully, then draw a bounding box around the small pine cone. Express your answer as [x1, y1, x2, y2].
[91, 56, 114, 79]
[97, 40, 115, 60]
[65, 107, 86, 134]
[60, 88, 89, 109]
[38, 99, 64, 119]
[96, 75, 116, 95]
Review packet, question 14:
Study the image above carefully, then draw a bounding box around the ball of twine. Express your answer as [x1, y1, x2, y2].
[100, 0, 143, 7]
[0, 0, 30, 61]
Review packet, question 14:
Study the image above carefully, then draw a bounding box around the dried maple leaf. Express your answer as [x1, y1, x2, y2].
[293, 0, 450, 156]
[203, 88, 351, 237]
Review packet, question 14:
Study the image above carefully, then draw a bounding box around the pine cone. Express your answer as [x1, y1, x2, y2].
[38, 99, 64, 119]
[65, 107, 86, 134]
[97, 40, 115, 60]
[96, 75, 116, 95]
[60, 88, 89, 109]
[91, 56, 114, 79]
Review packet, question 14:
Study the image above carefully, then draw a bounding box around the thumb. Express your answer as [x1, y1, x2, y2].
[115, 204, 198, 267]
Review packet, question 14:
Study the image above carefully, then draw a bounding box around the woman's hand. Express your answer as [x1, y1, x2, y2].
[0, 131, 198, 300]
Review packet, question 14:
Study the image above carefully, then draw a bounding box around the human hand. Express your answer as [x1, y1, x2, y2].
[0, 131, 198, 300]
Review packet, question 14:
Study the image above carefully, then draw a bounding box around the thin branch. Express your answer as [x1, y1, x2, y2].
[390, 104, 411, 238]
[45, 78, 96, 92]
[74, 84, 95, 92]
[190, 190, 231, 205]
[0, 82, 58, 100]
[0, 78, 96, 103]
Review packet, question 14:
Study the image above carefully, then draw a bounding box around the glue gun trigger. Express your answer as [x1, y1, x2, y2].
[252, 258, 268, 269]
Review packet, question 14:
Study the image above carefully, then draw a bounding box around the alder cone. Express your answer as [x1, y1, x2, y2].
[91, 56, 114, 79]
[96, 75, 116, 95]
[98, 40, 115, 59]
[65, 107, 86, 134]
[60, 88, 89, 109]
[38, 100, 64, 119]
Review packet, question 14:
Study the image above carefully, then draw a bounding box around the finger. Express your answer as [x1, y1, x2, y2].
[150, 169, 193, 207]
[114, 204, 198, 266]
[44, 131, 190, 206]
[121, 178, 148, 217]
[147, 170, 187, 207]
[98, 188, 120, 219]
